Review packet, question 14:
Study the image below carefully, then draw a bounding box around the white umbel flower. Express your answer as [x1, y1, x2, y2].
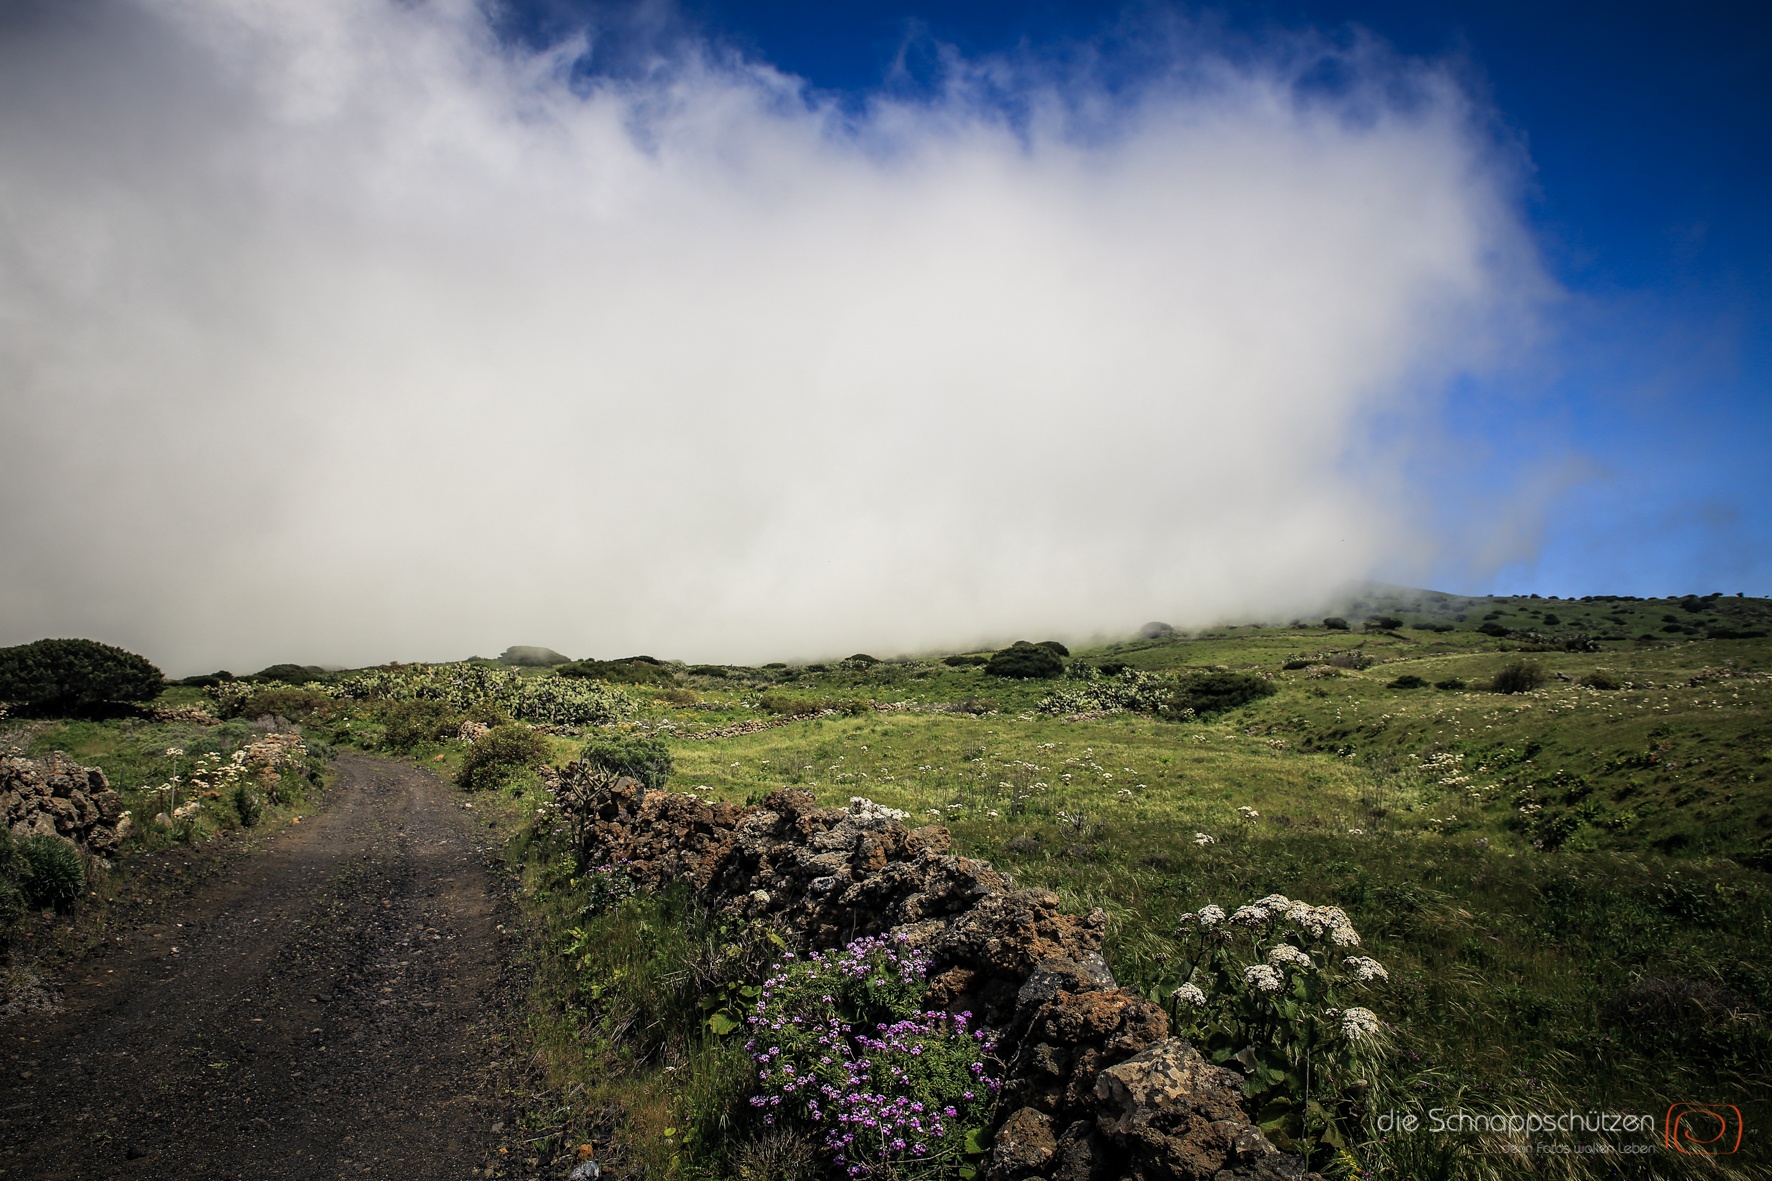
[1195, 904, 1227, 928]
[1172, 982, 1208, 1006]
[1193, 832, 1216, 846]
[1340, 1007, 1382, 1040]
[1344, 956, 1389, 983]
[1243, 964, 1284, 993]
[1268, 945, 1313, 970]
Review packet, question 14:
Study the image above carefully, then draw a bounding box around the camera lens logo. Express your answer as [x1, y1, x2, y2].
[1665, 1104, 1742, 1155]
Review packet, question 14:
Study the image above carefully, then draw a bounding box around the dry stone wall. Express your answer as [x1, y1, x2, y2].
[2, 752, 133, 855]
[547, 760, 1318, 1181]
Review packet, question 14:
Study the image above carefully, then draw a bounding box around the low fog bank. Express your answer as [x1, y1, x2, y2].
[0, 1, 1544, 676]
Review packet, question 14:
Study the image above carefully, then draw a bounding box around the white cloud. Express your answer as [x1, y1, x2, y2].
[0, 0, 1545, 672]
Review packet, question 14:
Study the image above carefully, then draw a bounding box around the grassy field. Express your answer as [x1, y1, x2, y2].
[7, 590, 1769, 1178]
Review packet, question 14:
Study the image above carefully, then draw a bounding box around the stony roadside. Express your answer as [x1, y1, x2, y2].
[0, 754, 534, 1181]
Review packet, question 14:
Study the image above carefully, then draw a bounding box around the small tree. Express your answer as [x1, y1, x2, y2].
[1322, 617, 1349, 631]
[0, 638, 163, 712]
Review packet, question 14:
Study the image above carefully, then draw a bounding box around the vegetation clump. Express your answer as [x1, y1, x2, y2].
[1387, 674, 1427, 689]
[14, 834, 86, 913]
[457, 724, 550, 792]
[744, 933, 998, 1178]
[577, 732, 673, 792]
[984, 642, 1064, 679]
[1491, 659, 1546, 694]
[1166, 670, 1276, 717]
[0, 638, 164, 713]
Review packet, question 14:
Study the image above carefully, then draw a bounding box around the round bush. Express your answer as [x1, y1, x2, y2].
[1167, 670, 1276, 717]
[0, 638, 164, 712]
[1387, 674, 1427, 689]
[1434, 677, 1466, 690]
[1322, 617, 1349, 631]
[1490, 660, 1546, 694]
[985, 642, 1064, 679]
[457, 725, 550, 792]
[20, 835, 85, 912]
[577, 733, 673, 792]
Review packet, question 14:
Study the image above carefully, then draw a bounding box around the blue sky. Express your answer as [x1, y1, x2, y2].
[519, 0, 1772, 599]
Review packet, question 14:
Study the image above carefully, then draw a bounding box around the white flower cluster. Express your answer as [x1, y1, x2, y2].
[1172, 982, 1208, 1006]
[1193, 832, 1216, 846]
[1237, 805, 1260, 820]
[1177, 904, 1227, 931]
[1344, 956, 1390, 983]
[1244, 964, 1284, 992]
[1268, 944, 1313, 970]
[1339, 1007, 1382, 1041]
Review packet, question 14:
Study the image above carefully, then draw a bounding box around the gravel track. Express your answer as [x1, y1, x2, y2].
[0, 754, 521, 1180]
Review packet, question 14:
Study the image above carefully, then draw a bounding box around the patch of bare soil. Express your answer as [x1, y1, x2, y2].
[0, 754, 526, 1180]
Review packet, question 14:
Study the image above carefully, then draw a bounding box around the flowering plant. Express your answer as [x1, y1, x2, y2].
[1162, 895, 1389, 1163]
[330, 663, 633, 725]
[746, 934, 999, 1178]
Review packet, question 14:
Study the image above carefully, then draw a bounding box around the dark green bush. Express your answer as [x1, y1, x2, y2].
[1166, 671, 1276, 717]
[1478, 622, 1511, 637]
[458, 725, 551, 792]
[844, 653, 880, 665]
[1579, 670, 1622, 690]
[1035, 640, 1070, 657]
[578, 733, 673, 792]
[251, 663, 328, 684]
[1491, 660, 1546, 694]
[19, 835, 84, 912]
[1322, 617, 1348, 630]
[0, 638, 164, 712]
[1388, 674, 1427, 689]
[558, 658, 675, 686]
[1434, 677, 1466, 690]
[942, 655, 989, 667]
[689, 665, 730, 678]
[1281, 659, 1311, 670]
[1366, 617, 1403, 631]
[985, 642, 1064, 679]
[379, 699, 465, 753]
[758, 694, 826, 718]
[177, 670, 235, 687]
[232, 784, 263, 827]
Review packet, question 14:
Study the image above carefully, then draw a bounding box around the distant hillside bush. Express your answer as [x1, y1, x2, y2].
[1166, 670, 1276, 718]
[1323, 617, 1349, 630]
[558, 658, 676, 686]
[942, 655, 989, 667]
[251, 663, 329, 684]
[1035, 640, 1070, 657]
[1388, 674, 1427, 689]
[985, 642, 1064, 679]
[0, 638, 164, 712]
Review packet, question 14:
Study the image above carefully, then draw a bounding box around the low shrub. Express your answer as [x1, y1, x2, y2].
[984, 642, 1064, 679]
[578, 733, 674, 792]
[691, 665, 731, 678]
[1387, 674, 1427, 689]
[1365, 616, 1403, 631]
[377, 699, 480, 753]
[757, 694, 826, 718]
[1580, 670, 1622, 690]
[213, 684, 342, 723]
[1433, 677, 1466, 690]
[1281, 659, 1311, 671]
[1491, 660, 1546, 694]
[1322, 617, 1349, 630]
[1035, 640, 1069, 657]
[457, 725, 550, 792]
[1168, 670, 1276, 717]
[232, 783, 263, 827]
[845, 653, 880, 666]
[942, 655, 989, 667]
[0, 638, 164, 713]
[659, 687, 699, 706]
[18, 835, 85, 912]
[1478, 622, 1511, 637]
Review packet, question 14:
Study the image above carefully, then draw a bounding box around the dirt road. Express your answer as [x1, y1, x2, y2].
[0, 754, 522, 1180]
